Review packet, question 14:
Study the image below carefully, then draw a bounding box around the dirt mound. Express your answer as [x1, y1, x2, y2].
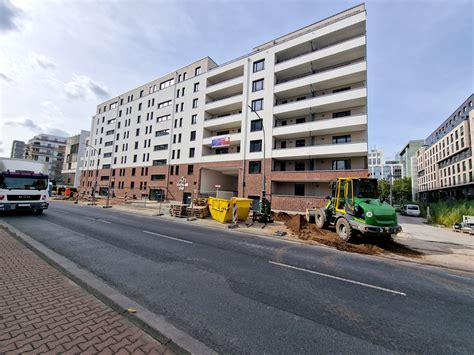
[272, 211, 292, 222]
[284, 214, 422, 257]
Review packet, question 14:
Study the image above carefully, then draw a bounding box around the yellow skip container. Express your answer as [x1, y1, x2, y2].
[208, 197, 252, 223]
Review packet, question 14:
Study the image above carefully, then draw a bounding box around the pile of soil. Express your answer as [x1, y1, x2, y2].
[284, 214, 422, 257]
[272, 211, 292, 222]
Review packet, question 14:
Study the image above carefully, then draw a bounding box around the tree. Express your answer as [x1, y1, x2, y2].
[378, 179, 390, 198]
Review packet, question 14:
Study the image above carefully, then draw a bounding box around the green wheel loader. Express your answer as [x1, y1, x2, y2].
[306, 178, 402, 242]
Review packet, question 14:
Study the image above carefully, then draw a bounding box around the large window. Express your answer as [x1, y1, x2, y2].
[332, 159, 351, 170]
[251, 99, 263, 111]
[253, 59, 265, 73]
[294, 183, 305, 196]
[153, 159, 167, 166]
[151, 174, 166, 181]
[250, 119, 263, 132]
[155, 129, 170, 137]
[189, 147, 195, 158]
[332, 135, 351, 144]
[249, 161, 261, 174]
[190, 131, 196, 141]
[295, 139, 305, 147]
[154, 144, 168, 151]
[333, 110, 351, 118]
[295, 162, 305, 171]
[252, 79, 264, 92]
[160, 78, 174, 90]
[250, 140, 262, 152]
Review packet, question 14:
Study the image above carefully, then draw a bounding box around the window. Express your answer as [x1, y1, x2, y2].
[106, 129, 114, 136]
[332, 135, 351, 144]
[138, 103, 142, 111]
[191, 114, 197, 125]
[195, 66, 201, 76]
[157, 114, 170, 122]
[250, 119, 263, 132]
[193, 82, 199, 92]
[155, 129, 170, 136]
[137, 115, 141, 124]
[158, 100, 172, 108]
[179, 117, 183, 127]
[295, 183, 305, 196]
[249, 161, 261, 174]
[104, 152, 112, 158]
[253, 59, 265, 72]
[295, 117, 306, 124]
[183, 72, 187, 80]
[180, 102, 184, 111]
[295, 139, 305, 147]
[177, 149, 180, 159]
[216, 148, 228, 155]
[104, 141, 113, 147]
[101, 176, 110, 181]
[192, 98, 198, 108]
[151, 174, 166, 181]
[295, 162, 305, 171]
[136, 128, 140, 136]
[102, 164, 111, 169]
[187, 165, 194, 175]
[160, 78, 174, 89]
[332, 159, 351, 170]
[250, 140, 262, 152]
[153, 159, 167, 166]
[251, 99, 263, 111]
[189, 147, 195, 158]
[190, 131, 196, 141]
[134, 141, 139, 149]
[133, 155, 137, 163]
[178, 133, 182, 143]
[154, 144, 168, 151]
[252, 79, 264, 92]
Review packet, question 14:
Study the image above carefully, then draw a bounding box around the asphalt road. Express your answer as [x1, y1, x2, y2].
[2, 202, 473, 354]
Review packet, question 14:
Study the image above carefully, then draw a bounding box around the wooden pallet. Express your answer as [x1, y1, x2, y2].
[187, 206, 209, 219]
[170, 203, 188, 218]
[193, 198, 208, 207]
[453, 228, 474, 235]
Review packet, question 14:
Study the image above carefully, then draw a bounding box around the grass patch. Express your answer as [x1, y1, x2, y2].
[420, 200, 474, 226]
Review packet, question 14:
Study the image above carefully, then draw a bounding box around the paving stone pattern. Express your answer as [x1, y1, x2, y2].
[0, 229, 174, 354]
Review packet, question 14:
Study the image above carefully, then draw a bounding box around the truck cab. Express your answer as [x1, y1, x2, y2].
[0, 158, 50, 214]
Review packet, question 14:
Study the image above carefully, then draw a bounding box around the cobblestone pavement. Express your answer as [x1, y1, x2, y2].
[0, 228, 174, 354]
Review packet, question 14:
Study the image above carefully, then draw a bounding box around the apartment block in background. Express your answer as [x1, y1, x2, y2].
[10, 140, 26, 159]
[80, 4, 368, 212]
[24, 134, 67, 183]
[61, 130, 90, 187]
[398, 139, 424, 178]
[416, 94, 474, 201]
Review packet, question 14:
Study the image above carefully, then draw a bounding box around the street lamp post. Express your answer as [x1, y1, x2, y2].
[247, 105, 270, 222]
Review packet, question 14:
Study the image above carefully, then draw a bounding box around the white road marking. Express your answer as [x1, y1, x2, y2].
[142, 230, 193, 244]
[97, 219, 111, 224]
[447, 273, 472, 280]
[269, 261, 407, 296]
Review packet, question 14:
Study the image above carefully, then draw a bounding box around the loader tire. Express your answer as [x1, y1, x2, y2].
[336, 217, 354, 242]
[315, 209, 328, 229]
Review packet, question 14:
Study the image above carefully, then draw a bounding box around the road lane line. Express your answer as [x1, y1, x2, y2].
[98, 219, 111, 224]
[142, 230, 193, 244]
[269, 261, 406, 296]
[84, 216, 111, 224]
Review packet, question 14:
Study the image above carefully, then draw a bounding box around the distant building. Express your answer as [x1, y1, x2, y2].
[368, 148, 384, 166]
[24, 134, 67, 183]
[61, 130, 89, 187]
[368, 148, 402, 180]
[416, 94, 474, 201]
[10, 140, 26, 159]
[399, 140, 424, 178]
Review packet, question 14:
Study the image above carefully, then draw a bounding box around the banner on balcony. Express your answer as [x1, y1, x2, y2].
[211, 135, 231, 148]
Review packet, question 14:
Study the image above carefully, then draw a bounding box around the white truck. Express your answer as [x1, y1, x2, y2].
[0, 158, 49, 214]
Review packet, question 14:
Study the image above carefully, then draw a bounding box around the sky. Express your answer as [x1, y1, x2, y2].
[0, 0, 473, 159]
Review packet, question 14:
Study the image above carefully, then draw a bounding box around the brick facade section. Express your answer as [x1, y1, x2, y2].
[80, 159, 368, 211]
[0, 229, 173, 354]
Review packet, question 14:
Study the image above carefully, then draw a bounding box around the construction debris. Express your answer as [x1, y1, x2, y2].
[187, 205, 209, 219]
[170, 203, 188, 218]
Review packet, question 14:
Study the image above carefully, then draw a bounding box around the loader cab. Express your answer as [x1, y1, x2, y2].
[335, 178, 378, 214]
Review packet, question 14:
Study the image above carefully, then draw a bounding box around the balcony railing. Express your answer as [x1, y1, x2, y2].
[273, 113, 366, 128]
[275, 85, 365, 107]
[273, 139, 367, 150]
[275, 57, 365, 85]
[206, 92, 243, 104]
[275, 34, 365, 64]
[207, 75, 244, 88]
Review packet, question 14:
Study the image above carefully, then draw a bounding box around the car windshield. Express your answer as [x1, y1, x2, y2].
[0, 175, 48, 190]
[407, 206, 419, 210]
[354, 179, 378, 198]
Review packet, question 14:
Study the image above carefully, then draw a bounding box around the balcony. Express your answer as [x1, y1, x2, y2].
[272, 141, 368, 160]
[204, 112, 243, 130]
[274, 59, 366, 95]
[271, 169, 369, 182]
[274, 87, 367, 119]
[202, 133, 242, 147]
[201, 152, 242, 163]
[207, 65, 244, 86]
[206, 75, 244, 95]
[272, 114, 367, 139]
[275, 35, 366, 73]
[205, 94, 243, 116]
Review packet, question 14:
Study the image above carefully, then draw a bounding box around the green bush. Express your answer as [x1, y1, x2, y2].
[421, 201, 474, 226]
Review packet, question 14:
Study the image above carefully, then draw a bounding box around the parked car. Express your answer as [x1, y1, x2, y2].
[393, 204, 402, 212]
[401, 204, 421, 217]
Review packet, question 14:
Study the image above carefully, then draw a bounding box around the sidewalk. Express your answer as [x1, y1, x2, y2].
[0, 228, 173, 354]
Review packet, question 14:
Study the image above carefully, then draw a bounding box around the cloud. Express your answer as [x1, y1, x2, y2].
[3, 117, 69, 137]
[0, 0, 23, 32]
[0, 72, 13, 83]
[32, 53, 56, 70]
[64, 75, 109, 100]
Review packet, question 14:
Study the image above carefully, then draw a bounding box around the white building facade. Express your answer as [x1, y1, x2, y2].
[61, 130, 90, 188]
[81, 4, 369, 211]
